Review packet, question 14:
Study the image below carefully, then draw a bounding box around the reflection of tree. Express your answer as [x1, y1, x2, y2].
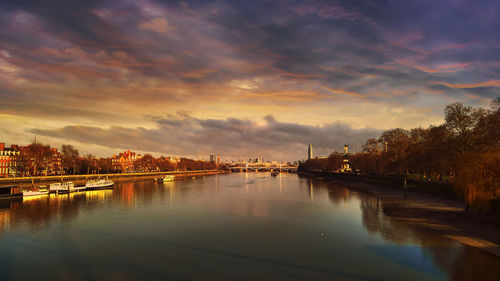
[0, 181, 170, 232]
[357, 194, 500, 281]
[326, 184, 351, 205]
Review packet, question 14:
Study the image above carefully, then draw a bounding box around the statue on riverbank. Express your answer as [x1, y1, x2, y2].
[341, 144, 352, 173]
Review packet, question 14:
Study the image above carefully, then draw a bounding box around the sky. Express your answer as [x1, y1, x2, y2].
[0, 0, 499, 161]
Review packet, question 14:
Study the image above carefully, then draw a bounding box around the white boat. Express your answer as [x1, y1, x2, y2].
[60, 182, 86, 192]
[85, 179, 114, 190]
[50, 182, 78, 193]
[69, 184, 86, 192]
[157, 175, 175, 182]
[23, 187, 49, 197]
[49, 182, 66, 192]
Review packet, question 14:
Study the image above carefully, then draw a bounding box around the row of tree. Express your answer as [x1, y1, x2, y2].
[12, 144, 218, 176]
[300, 98, 499, 213]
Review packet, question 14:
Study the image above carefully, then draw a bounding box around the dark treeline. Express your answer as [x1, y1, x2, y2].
[301, 98, 500, 213]
[12, 144, 217, 176]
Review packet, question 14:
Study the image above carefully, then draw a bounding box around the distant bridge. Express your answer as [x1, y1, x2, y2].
[229, 166, 297, 173]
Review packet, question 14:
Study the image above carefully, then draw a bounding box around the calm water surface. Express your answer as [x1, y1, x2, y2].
[1, 173, 499, 281]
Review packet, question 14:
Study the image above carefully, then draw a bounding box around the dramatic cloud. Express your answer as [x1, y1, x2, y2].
[31, 113, 380, 160]
[138, 17, 172, 34]
[0, 0, 498, 159]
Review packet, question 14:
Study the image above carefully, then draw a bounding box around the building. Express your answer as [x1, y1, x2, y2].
[248, 157, 263, 164]
[112, 150, 142, 172]
[209, 154, 216, 162]
[48, 148, 62, 175]
[209, 154, 221, 165]
[341, 144, 352, 173]
[308, 144, 313, 160]
[166, 156, 180, 163]
[0, 143, 20, 177]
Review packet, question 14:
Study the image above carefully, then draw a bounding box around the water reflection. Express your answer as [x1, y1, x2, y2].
[0, 174, 498, 281]
[309, 180, 314, 201]
[320, 179, 500, 281]
[359, 194, 500, 281]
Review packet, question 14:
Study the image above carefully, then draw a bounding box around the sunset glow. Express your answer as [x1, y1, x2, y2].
[1, 0, 498, 160]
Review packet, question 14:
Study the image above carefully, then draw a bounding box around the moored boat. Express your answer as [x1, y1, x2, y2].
[49, 182, 66, 193]
[69, 184, 86, 192]
[157, 175, 175, 182]
[85, 179, 114, 190]
[23, 187, 49, 197]
[61, 182, 86, 192]
[271, 170, 280, 177]
[50, 182, 77, 193]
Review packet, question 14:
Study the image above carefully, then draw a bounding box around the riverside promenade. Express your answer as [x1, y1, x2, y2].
[0, 170, 227, 188]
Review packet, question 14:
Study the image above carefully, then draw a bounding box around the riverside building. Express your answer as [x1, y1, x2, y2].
[0, 143, 19, 177]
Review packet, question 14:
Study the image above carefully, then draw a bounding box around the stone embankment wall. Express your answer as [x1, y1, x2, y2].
[0, 170, 227, 188]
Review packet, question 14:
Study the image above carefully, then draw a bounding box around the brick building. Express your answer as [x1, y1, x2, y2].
[0, 143, 20, 177]
[112, 150, 142, 172]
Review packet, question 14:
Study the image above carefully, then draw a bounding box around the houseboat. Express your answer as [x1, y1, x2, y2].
[85, 179, 114, 190]
[23, 186, 49, 197]
[68, 182, 86, 192]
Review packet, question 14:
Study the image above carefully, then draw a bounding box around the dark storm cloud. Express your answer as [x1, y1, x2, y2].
[1, 0, 499, 94]
[31, 113, 381, 160]
[0, 0, 132, 51]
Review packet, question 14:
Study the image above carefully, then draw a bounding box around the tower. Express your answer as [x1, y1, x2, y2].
[308, 144, 313, 160]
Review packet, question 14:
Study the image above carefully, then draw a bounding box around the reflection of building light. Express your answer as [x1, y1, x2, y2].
[344, 189, 350, 207]
[120, 185, 135, 209]
[245, 172, 249, 193]
[0, 209, 11, 232]
[50, 193, 69, 203]
[279, 173, 282, 192]
[309, 180, 314, 201]
[85, 190, 113, 201]
[22, 195, 49, 202]
[169, 185, 176, 202]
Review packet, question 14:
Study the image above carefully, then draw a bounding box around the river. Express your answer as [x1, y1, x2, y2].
[0, 173, 499, 280]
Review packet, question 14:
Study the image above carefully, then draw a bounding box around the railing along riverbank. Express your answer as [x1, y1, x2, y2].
[0, 170, 228, 188]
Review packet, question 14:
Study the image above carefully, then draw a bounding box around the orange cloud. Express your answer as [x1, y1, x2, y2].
[322, 86, 365, 98]
[434, 80, 500, 88]
[397, 60, 470, 74]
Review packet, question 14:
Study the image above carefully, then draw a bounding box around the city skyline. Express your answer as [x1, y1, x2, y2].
[1, 0, 499, 160]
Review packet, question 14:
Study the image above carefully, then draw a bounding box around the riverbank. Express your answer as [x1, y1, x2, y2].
[0, 170, 228, 188]
[301, 171, 500, 257]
